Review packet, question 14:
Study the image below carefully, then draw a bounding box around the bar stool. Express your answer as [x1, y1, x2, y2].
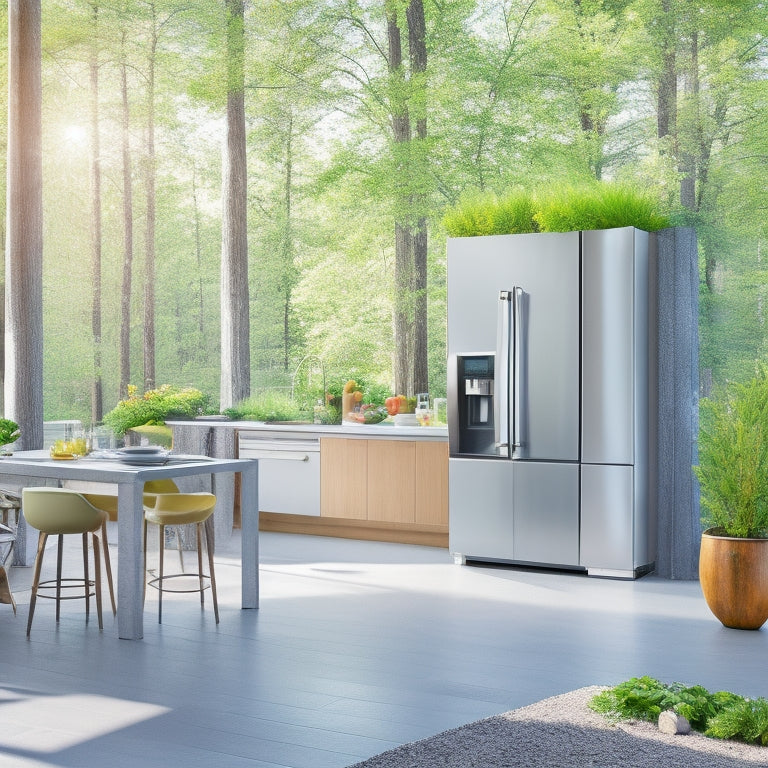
[84, 477, 184, 580]
[22, 488, 113, 636]
[143, 492, 219, 624]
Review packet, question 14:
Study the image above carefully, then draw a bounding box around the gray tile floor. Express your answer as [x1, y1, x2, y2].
[1, 528, 767, 768]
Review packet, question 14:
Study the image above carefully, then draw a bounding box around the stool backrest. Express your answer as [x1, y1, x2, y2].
[22, 488, 107, 535]
[144, 479, 180, 494]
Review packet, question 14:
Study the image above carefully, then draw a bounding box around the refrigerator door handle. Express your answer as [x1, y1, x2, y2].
[496, 290, 513, 457]
[512, 287, 525, 453]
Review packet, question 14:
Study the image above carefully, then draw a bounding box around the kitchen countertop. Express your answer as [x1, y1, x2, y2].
[168, 419, 448, 441]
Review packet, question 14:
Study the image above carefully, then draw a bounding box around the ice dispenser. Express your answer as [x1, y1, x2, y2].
[449, 353, 498, 457]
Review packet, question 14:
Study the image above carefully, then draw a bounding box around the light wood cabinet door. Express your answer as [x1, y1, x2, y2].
[367, 440, 416, 523]
[415, 441, 449, 526]
[320, 438, 367, 519]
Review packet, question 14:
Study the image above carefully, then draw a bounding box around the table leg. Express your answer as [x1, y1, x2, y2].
[239, 462, 259, 609]
[117, 480, 145, 639]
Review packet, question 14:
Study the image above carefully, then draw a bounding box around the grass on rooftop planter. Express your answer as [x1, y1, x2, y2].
[443, 182, 670, 237]
[442, 190, 538, 237]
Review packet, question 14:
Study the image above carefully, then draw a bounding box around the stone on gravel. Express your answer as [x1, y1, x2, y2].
[658, 710, 691, 735]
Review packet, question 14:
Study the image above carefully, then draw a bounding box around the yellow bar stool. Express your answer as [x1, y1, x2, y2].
[143, 492, 219, 624]
[22, 488, 114, 636]
[83, 478, 182, 615]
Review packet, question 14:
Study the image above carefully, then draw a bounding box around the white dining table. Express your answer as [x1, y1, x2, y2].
[0, 450, 258, 639]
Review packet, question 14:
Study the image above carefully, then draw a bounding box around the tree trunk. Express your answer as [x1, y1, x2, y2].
[89, 2, 103, 424]
[407, 0, 428, 396]
[192, 164, 205, 336]
[119, 31, 133, 399]
[656, 0, 676, 143]
[282, 111, 294, 372]
[220, 0, 250, 409]
[679, 28, 698, 211]
[4, 0, 44, 449]
[143, 2, 158, 391]
[387, 8, 414, 397]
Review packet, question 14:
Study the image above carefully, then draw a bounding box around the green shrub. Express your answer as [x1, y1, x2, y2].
[224, 391, 307, 422]
[706, 697, 768, 745]
[589, 676, 724, 730]
[694, 367, 768, 538]
[103, 384, 209, 436]
[591, 677, 768, 746]
[535, 184, 670, 233]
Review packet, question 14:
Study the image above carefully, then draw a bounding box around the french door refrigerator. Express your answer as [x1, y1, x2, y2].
[447, 227, 656, 578]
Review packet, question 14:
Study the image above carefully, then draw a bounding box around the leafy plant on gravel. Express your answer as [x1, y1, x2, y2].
[590, 677, 768, 746]
[706, 697, 768, 745]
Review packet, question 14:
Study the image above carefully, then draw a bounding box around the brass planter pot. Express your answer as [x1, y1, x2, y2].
[699, 529, 768, 630]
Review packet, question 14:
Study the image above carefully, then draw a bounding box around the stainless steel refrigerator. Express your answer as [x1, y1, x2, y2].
[447, 227, 656, 578]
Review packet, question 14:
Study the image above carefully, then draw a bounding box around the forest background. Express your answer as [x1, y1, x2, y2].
[1, 0, 766, 424]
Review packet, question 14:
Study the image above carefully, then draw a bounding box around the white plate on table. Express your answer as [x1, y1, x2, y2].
[117, 450, 170, 466]
[117, 446, 167, 455]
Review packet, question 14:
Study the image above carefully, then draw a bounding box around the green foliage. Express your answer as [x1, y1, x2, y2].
[224, 391, 308, 423]
[103, 385, 209, 437]
[443, 191, 538, 237]
[0, 419, 21, 446]
[535, 185, 670, 233]
[694, 367, 768, 538]
[443, 184, 669, 237]
[590, 677, 765, 744]
[589, 677, 726, 730]
[706, 697, 768, 746]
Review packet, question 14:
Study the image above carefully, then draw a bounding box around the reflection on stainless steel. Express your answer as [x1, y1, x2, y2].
[447, 228, 655, 579]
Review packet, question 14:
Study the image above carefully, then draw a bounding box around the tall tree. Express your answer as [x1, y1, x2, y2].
[386, 4, 414, 396]
[5, 0, 43, 449]
[118, 27, 134, 398]
[407, 0, 428, 395]
[386, 0, 431, 396]
[88, 1, 104, 422]
[220, 0, 250, 408]
[143, 0, 159, 391]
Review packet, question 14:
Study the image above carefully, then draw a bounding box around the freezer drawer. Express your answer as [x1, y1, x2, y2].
[512, 462, 580, 567]
[449, 457, 514, 561]
[449, 458, 580, 568]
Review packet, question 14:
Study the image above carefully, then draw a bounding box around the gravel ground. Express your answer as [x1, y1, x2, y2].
[348, 687, 768, 767]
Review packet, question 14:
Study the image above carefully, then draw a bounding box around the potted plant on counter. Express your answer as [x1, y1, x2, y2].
[694, 367, 768, 629]
[0, 419, 20, 456]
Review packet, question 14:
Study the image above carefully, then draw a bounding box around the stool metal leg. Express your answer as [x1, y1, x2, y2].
[196, 523, 205, 606]
[82, 533, 90, 619]
[55, 535, 65, 623]
[101, 521, 117, 615]
[204, 521, 219, 624]
[158, 523, 165, 624]
[92, 532, 103, 630]
[27, 532, 48, 636]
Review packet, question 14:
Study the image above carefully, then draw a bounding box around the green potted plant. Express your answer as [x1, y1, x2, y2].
[694, 367, 768, 629]
[103, 384, 209, 441]
[0, 419, 21, 456]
